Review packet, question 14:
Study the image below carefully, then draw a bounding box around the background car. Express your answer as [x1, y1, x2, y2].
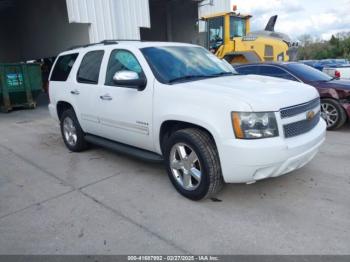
[234, 62, 350, 130]
[300, 59, 349, 72]
[323, 64, 350, 80]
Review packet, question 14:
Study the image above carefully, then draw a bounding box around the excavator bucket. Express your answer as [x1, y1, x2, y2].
[265, 15, 278, 32]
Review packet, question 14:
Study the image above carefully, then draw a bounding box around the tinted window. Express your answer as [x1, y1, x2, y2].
[286, 63, 332, 82]
[105, 50, 143, 86]
[260, 66, 297, 81]
[50, 53, 78, 81]
[77, 51, 104, 84]
[235, 66, 260, 75]
[141, 46, 234, 84]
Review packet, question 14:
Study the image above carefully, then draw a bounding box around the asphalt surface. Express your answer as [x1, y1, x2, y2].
[0, 95, 349, 255]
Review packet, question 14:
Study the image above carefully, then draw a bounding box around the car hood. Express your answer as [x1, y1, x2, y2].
[176, 75, 319, 111]
[310, 79, 350, 91]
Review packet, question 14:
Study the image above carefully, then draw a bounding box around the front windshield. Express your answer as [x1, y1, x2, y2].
[141, 46, 234, 84]
[230, 17, 246, 38]
[287, 63, 332, 82]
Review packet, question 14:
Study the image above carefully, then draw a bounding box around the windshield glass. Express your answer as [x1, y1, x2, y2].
[286, 63, 332, 82]
[141, 46, 234, 84]
[230, 17, 246, 38]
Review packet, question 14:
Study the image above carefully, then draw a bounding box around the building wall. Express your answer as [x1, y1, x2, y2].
[0, 9, 21, 62]
[140, 0, 199, 44]
[0, 0, 231, 62]
[0, 0, 90, 62]
[198, 0, 231, 18]
[18, 0, 90, 60]
[169, 0, 200, 44]
[66, 0, 150, 42]
[66, 0, 231, 43]
[140, 0, 168, 41]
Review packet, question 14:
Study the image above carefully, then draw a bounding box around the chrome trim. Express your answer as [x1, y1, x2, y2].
[280, 98, 320, 119]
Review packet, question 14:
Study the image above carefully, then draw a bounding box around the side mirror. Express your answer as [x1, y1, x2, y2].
[113, 70, 147, 91]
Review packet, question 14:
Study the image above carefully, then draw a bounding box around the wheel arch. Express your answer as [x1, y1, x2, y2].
[158, 120, 218, 155]
[56, 101, 74, 121]
[319, 88, 340, 100]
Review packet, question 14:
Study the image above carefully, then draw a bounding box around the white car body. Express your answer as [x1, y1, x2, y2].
[49, 41, 326, 184]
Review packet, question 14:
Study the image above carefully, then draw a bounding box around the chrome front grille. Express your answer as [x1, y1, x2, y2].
[280, 98, 321, 138]
[283, 112, 320, 138]
[280, 98, 320, 119]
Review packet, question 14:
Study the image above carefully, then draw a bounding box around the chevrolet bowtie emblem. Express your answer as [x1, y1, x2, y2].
[306, 111, 315, 121]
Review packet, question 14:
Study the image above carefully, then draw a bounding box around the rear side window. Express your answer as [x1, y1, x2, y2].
[50, 53, 78, 81]
[235, 66, 259, 75]
[77, 50, 104, 84]
[260, 66, 297, 81]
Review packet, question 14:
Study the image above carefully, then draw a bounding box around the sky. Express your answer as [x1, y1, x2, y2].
[231, 0, 350, 40]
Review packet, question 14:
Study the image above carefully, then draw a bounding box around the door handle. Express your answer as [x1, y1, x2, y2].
[100, 94, 113, 101]
[70, 90, 80, 95]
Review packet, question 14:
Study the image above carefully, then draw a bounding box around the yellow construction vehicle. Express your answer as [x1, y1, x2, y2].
[201, 7, 298, 64]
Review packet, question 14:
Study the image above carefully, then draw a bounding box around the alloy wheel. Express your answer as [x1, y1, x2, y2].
[169, 143, 202, 191]
[321, 102, 339, 128]
[63, 117, 78, 147]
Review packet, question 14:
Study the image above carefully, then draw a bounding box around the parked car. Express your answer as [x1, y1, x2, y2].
[300, 59, 349, 72]
[234, 62, 350, 129]
[48, 41, 326, 200]
[323, 65, 350, 80]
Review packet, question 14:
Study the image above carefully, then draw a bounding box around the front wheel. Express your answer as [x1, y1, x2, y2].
[164, 128, 223, 200]
[321, 99, 347, 130]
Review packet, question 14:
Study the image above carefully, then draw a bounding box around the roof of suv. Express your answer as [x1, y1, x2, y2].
[63, 40, 197, 55]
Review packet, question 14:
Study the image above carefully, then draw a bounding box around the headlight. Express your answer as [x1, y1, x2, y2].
[231, 112, 279, 139]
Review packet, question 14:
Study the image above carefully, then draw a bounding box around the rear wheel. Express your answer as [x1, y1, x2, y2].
[164, 128, 223, 200]
[60, 109, 88, 152]
[321, 99, 347, 130]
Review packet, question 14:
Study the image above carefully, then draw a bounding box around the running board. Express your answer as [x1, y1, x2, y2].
[85, 135, 164, 163]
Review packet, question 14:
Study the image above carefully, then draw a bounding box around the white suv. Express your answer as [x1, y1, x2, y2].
[48, 40, 326, 200]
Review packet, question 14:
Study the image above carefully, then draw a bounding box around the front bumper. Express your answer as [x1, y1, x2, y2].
[218, 119, 327, 183]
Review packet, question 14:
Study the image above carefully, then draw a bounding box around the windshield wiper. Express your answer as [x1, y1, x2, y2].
[168, 75, 213, 84]
[208, 72, 235, 77]
[168, 72, 235, 84]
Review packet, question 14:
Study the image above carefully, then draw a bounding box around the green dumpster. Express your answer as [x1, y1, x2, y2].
[0, 63, 43, 112]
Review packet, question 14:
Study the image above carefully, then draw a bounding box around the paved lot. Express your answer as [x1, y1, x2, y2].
[0, 96, 349, 255]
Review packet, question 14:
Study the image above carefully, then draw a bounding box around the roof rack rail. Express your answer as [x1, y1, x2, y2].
[100, 40, 119, 45]
[67, 43, 101, 51]
[102, 39, 141, 42]
[101, 39, 141, 44]
[67, 39, 141, 51]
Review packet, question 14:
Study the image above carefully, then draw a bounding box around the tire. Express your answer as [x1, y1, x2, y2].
[164, 128, 224, 200]
[60, 108, 88, 152]
[321, 98, 347, 130]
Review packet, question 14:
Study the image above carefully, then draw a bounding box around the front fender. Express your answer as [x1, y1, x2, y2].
[154, 114, 222, 154]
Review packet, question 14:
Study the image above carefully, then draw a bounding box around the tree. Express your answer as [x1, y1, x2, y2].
[297, 32, 350, 60]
